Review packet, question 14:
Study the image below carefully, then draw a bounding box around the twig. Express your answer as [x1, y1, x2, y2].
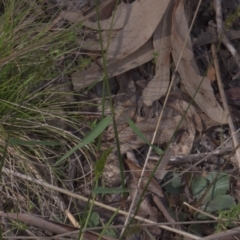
[201, 226, 240, 240]
[0, 211, 70, 235]
[193, 30, 240, 47]
[214, 0, 240, 79]
[149, 148, 232, 164]
[83, 220, 223, 230]
[184, 202, 218, 221]
[211, 43, 240, 167]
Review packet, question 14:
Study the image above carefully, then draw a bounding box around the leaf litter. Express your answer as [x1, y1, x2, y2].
[3, 0, 240, 239]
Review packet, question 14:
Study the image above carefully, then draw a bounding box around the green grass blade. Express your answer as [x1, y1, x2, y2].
[92, 187, 131, 194]
[127, 119, 163, 155]
[127, 118, 150, 144]
[55, 116, 112, 166]
[94, 148, 112, 179]
[9, 138, 63, 146]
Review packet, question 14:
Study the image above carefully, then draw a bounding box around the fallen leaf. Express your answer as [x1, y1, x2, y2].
[142, 1, 174, 106]
[72, 1, 172, 90]
[59, 3, 127, 30]
[171, 0, 227, 124]
[72, 39, 154, 90]
[106, 0, 171, 60]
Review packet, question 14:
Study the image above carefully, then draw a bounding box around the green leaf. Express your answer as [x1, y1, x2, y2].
[203, 172, 230, 203]
[191, 172, 230, 203]
[163, 172, 182, 195]
[55, 116, 112, 166]
[191, 176, 208, 200]
[127, 119, 164, 155]
[202, 195, 235, 213]
[104, 228, 117, 238]
[88, 212, 100, 227]
[92, 187, 131, 194]
[9, 138, 63, 146]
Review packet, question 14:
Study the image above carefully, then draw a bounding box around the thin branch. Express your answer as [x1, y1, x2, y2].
[211, 43, 240, 167]
[214, 0, 240, 79]
[149, 148, 232, 164]
[201, 226, 240, 240]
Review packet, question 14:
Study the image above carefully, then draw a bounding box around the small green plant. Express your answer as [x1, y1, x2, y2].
[94, 147, 112, 180]
[152, 52, 159, 64]
[10, 221, 27, 232]
[190, 172, 235, 219]
[225, 6, 240, 29]
[216, 202, 240, 232]
[88, 211, 100, 228]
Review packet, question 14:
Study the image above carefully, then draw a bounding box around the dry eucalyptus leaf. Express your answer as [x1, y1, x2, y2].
[171, 0, 227, 124]
[51, 0, 114, 28]
[142, 1, 173, 106]
[198, 111, 222, 130]
[162, 93, 203, 132]
[72, 0, 171, 90]
[72, 40, 154, 90]
[59, 3, 127, 30]
[106, 0, 171, 60]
